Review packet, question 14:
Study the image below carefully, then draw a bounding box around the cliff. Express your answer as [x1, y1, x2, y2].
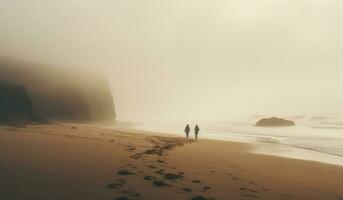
[0, 57, 116, 123]
[0, 85, 42, 125]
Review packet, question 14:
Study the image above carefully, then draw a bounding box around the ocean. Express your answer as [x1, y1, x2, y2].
[133, 115, 343, 166]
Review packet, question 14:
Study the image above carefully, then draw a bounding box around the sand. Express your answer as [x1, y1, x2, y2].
[1, 123, 343, 200]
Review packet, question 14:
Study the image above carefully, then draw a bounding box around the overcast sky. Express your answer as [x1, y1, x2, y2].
[1, 0, 343, 122]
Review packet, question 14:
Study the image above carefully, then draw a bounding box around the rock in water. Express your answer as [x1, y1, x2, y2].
[255, 117, 295, 127]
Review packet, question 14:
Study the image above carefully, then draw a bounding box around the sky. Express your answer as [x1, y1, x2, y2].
[1, 0, 343, 122]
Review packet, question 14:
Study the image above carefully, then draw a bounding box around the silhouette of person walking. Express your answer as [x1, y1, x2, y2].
[185, 124, 190, 139]
[194, 125, 200, 140]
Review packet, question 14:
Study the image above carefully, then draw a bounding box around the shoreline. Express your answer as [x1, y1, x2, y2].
[253, 140, 343, 167]
[129, 124, 343, 167]
[1, 123, 343, 200]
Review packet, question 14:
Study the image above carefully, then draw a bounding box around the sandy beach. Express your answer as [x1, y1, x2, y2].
[1, 124, 343, 200]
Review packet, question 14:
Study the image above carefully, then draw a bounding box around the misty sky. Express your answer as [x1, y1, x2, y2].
[1, 0, 343, 122]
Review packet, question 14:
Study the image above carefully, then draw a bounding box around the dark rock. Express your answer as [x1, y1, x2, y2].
[255, 117, 295, 127]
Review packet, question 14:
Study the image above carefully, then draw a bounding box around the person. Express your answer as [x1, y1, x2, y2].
[184, 124, 190, 139]
[194, 125, 200, 140]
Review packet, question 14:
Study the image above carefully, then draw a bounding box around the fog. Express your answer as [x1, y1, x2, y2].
[1, 0, 343, 123]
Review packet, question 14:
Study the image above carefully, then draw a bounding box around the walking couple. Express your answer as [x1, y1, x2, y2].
[184, 124, 200, 140]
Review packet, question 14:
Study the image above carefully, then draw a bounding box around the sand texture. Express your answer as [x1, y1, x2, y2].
[1, 124, 343, 200]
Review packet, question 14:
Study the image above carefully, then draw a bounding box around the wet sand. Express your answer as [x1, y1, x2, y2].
[1, 124, 343, 200]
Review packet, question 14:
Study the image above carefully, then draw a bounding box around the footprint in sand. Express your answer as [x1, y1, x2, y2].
[117, 179, 126, 184]
[240, 187, 258, 192]
[118, 169, 135, 176]
[191, 196, 215, 200]
[125, 145, 137, 152]
[281, 194, 295, 199]
[142, 174, 169, 187]
[112, 136, 195, 198]
[64, 134, 77, 138]
[130, 153, 143, 160]
[202, 186, 211, 191]
[241, 194, 259, 198]
[164, 173, 183, 180]
[107, 179, 126, 189]
[153, 180, 170, 187]
[114, 196, 130, 200]
[107, 183, 123, 189]
[121, 190, 140, 198]
[247, 188, 259, 193]
[182, 188, 192, 193]
[240, 188, 260, 199]
[247, 180, 255, 185]
[143, 175, 155, 181]
[154, 169, 165, 175]
[232, 176, 240, 180]
[40, 132, 53, 135]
